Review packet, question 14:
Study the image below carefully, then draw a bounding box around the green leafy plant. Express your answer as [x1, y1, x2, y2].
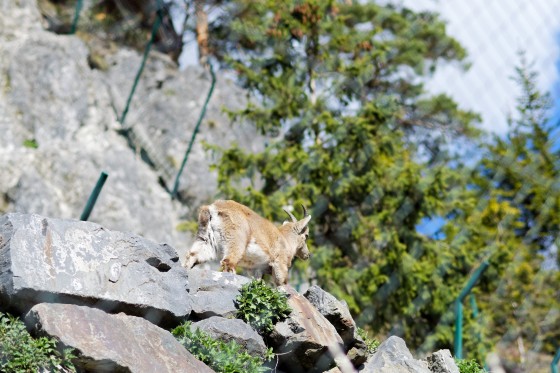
[176, 220, 199, 234]
[172, 321, 273, 373]
[455, 358, 486, 373]
[356, 327, 380, 354]
[0, 312, 76, 372]
[22, 139, 38, 149]
[235, 279, 291, 335]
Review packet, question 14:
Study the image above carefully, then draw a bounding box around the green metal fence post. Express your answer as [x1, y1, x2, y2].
[80, 171, 108, 221]
[119, 0, 164, 126]
[470, 293, 479, 318]
[171, 63, 216, 199]
[70, 0, 84, 34]
[552, 347, 560, 373]
[455, 300, 464, 358]
[454, 259, 490, 359]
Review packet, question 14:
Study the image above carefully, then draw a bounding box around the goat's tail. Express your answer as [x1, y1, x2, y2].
[196, 205, 211, 239]
[184, 205, 216, 269]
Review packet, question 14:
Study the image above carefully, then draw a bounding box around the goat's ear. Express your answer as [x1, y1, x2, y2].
[296, 214, 311, 234]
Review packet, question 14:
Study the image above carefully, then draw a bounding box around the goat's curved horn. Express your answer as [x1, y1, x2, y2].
[283, 208, 298, 223]
[301, 204, 309, 217]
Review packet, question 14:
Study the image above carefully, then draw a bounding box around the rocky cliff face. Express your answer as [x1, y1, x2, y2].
[0, 0, 261, 261]
[0, 213, 459, 373]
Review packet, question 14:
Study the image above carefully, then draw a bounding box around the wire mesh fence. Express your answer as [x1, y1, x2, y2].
[399, 0, 560, 134]
[396, 2, 560, 371]
[7, 0, 560, 372]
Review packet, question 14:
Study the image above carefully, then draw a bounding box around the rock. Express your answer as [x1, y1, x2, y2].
[186, 268, 250, 319]
[304, 285, 356, 345]
[25, 303, 214, 373]
[347, 339, 369, 367]
[426, 350, 460, 373]
[325, 368, 343, 373]
[0, 213, 192, 326]
[7, 33, 89, 142]
[0, 134, 187, 248]
[0, 0, 43, 35]
[485, 352, 507, 373]
[0, 211, 465, 372]
[303, 285, 370, 368]
[192, 316, 268, 357]
[361, 336, 431, 373]
[269, 285, 346, 373]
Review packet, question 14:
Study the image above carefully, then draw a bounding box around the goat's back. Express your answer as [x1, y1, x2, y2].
[212, 200, 282, 249]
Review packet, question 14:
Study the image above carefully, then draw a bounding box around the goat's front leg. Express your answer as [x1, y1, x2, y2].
[220, 238, 245, 274]
[270, 261, 289, 286]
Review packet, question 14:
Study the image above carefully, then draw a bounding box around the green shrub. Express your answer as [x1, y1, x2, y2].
[175, 220, 199, 233]
[235, 279, 291, 335]
[356, 327, 380, 354]
[455, 358, 486, 373]
[172, 321, 273, 373]
[0, 312, 76, 372]
[22, 139, 38, 149]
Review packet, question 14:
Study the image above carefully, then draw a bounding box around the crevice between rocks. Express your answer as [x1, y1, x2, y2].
[15, 288, 185, 329]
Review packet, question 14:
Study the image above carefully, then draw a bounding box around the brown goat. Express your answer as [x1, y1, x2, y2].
[184, 200, 311, 285]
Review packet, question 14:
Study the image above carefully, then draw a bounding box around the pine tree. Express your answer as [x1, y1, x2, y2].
[209, 0, 480, 349]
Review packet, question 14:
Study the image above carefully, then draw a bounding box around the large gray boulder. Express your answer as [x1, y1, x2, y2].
[25, 303, 214, 373]
[270, 285, 347, 373]
[426, 349, 460, 373]
[192, 316, 268, 357]
[0, 136, 184, 249]
[361, 336, 431, 373]
[0, 213, 192, 325]
[304, 285, 370, 368]
[186, 268, 250, 319]
[304, 285, 356, 345]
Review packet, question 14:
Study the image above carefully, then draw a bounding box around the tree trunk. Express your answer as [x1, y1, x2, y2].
[195, 0, 209, 68]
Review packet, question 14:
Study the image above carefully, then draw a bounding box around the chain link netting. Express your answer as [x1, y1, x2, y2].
[43, 0, 560, 371]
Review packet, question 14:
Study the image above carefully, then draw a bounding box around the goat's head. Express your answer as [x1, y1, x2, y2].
[283, 205, 312, 260]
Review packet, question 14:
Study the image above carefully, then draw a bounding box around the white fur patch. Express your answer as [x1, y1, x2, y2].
[208, 204, 222, 256]
[238, 239, 270, 271]
[187, 240, 216, 267]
